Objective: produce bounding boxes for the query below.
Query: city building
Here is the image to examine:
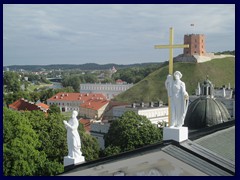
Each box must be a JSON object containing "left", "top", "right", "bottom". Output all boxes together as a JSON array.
[
  {"left": 47, "top": 92, "right": 106, "bottom": 113},
  {"left": 80, "top": 82, "right": 133, "bottom": 99},
  {"left": 111, "top": 102, "right": 168, "bottom": 125},
  {"left": 90, "top": 122, "right": 111, "bottom": 149},
  {"left": 79, "top": 99, "right": 110, "bottom": 119},
  {"left": 9, "top": 98, "right": 49, "bottom": 113}
]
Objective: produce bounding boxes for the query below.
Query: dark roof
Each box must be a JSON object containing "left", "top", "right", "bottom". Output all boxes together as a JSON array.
[
  {"left": 194, "top": 126, "right": 235, "bottom": 162},
  {"left": 59, "top": 122, "right": 235, "bottom": 176},
  {"left": 184, "top": 97, "right": 231, "bottom": 129},
  {"left": 162, "top": 143, "right": 233, "bottom": 176}
]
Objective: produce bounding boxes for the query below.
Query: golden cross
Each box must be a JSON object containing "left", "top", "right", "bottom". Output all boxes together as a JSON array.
[{"left": 154, "top": 27, "right": 189, "bottom": 127}]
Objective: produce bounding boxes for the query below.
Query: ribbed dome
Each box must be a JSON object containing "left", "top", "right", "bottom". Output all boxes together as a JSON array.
[{"left": 184, "top": 97, "right": 231, "bottom": 129}]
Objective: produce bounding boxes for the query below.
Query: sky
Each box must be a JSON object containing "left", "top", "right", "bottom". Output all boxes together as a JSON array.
[{"left": 3, "top": 4, "right": 235, "bottom": 66}]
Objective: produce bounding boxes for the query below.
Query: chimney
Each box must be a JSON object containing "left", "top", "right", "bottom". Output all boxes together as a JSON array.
[
  {"left": 149, "top": 102, "right": 154, "bottom": 107},
  {"left": 132, "top": 103, "right": 136, "bottom": 108}
]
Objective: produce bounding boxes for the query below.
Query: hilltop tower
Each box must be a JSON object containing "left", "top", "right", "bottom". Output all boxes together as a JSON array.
[{"left": 183, "top": 34, "right": 206, "bottom": 56}]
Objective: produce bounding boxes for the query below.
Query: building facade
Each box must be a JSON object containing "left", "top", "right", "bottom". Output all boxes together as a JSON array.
[
  {"left": 80, "top": 83, "right": 133, "bottom": 99},
  {"left": 90, "top": 122, "right": 110, "bottom": 149},
  {"left": 80, "top": 99, "right": 109, "bottom": 119},
  {"left": 183, "top": 34, "right": 206, "bottom": 56},
  {"left": 112, "top": 102, "right": 168, "bottom": 125}
]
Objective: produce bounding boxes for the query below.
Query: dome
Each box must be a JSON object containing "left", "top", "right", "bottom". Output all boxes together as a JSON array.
[{"left": 184, "top": 97, "right": 231, "bottom": 129}]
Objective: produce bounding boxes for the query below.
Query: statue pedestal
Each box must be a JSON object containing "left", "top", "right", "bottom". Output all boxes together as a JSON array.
[
  {"left": 64, "top": 156, "right": 85, "bottom": 167},
  {"left": 163, "top": 127, "right": 188, "bottom": 142}
]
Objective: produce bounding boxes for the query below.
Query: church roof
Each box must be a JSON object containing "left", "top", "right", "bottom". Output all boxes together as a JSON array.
[
  {"left": 184, "top": 97, "right": 231, "bottom": 130},
  {"left": 59, "top": 122, "right": 235, "bottom": 176}
]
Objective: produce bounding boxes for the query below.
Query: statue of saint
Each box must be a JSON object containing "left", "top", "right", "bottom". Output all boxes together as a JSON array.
[
  {"left": 165, "top": 71, "right": 189, "bottom": 127},
  {"left": 63, "top": 111, "right": 82, "bottom": 159}
]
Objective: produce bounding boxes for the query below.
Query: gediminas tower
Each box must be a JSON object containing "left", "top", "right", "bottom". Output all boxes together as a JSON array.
[{"left": 183, "top": 34, "right": 206, "bottom": 56}]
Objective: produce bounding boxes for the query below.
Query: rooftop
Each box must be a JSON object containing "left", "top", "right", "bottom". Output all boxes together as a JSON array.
[
  {"left": 60, "top": 121, "right": 235, "bottom": 176},
  {"left": 80, "top": 99, "right": 109, "bottom": 111},
  {"left": 9, "top": 98, "right": 48, "bottom": 113},
  {"left": 47, "top": 92, "right": 107, "bottom": 102}
]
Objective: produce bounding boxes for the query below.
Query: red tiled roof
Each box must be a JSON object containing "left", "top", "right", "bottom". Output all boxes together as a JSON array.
[
  {"left": 116, "top": 79, "right": 124, "bottom": 83},
  {"left": 47, "top": 92, "right": 107, "bottom": 102},
  {"left": 9, "top": 98, "right": 47, "bottom": 112},
  {"left": 36, "top": 103, "right": 49, "bottom": 110},
  {"left": 80, "top": 99, "right": 109, "bottom": 111},
  {"left": 79, "top": 118, "right": 91, "bottom": 132}
]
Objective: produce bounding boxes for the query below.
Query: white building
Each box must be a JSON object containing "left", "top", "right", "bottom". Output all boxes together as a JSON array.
[
  {"left": 112, "top": 102, "right": 168, "bottom": 125},
  {"left": 80, "top": 83, "right": 133, "bottom": 99}
]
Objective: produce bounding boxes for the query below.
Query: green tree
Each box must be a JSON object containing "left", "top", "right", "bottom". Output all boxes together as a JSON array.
[
  {"left": 62, "top": 75, "right": 81, "bottom": 92},
  {"left": 4, "top": 71, "right": 21, "bottom": 93},
  {"left": 48, "top": 104, "right": 61, "bottom": 114},
  {"left": 80, "top": 132, "right": 100, "bottom": 161},
  {"left": 3, "top": 107, "right": 46, "bottom": 175},
  {"left": 102, "top": 145, "right": 121, "bottom": 157},
  {"left": 24, "top": 111, "right": 67, "bottom": 163},
  {"left": 84, "top": 73, "right": 98, "bottom": 83},
  {"left": 104, "top": 111, "right": 162, "bottom": 153},
  {"left": 78, "top": 123, "right": 100, "bottom": 161}
]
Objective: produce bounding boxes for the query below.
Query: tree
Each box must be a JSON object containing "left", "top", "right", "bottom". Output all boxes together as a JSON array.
[
  {"left": 62, "top": 75, "right": 81, "bottom": 92},
  {"left": 102, "top": 145, "right": 121, "bottom": 157},
  {"left": 3, "top": 107, "right": 48, "bottom": 175},
  {"left": 78, "top": 123, "right": 100, "bottom": 161},
  {"left": 48, "top": 104, "right": 61, "bottom": 114},
  {"left": 80, "top": 132, "right": 100, "bottom": 161},
  {"left": 104, "top": 111, "right": 162, "bottom": 153},
  {"left": 4, "top": 71, "right": 21, "bottom": 93},
  {"left": 24, "top": 111, "right": 68, "bottom": 163}
]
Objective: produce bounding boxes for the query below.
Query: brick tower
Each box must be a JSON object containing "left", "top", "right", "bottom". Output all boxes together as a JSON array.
[{"left": 183, "top": 34, "right": 206, "bottom": 56}]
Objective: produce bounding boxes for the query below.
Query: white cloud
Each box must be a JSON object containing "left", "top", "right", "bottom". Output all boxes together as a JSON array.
[{"left": 3, "top": 4, "right": 235, "bottom": 65}]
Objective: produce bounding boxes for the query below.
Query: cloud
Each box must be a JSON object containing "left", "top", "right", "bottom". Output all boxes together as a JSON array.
[{"left": 3, "top": 4, "right": 235, "bottom": 65}]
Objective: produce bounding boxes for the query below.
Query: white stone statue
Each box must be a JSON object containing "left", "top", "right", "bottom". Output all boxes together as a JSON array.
[
  {"left": 165, "top": 71, "right": 189, "bottom": 127},
  {"left": 63, "top": 111, "right": 82, "bottom": 159}
]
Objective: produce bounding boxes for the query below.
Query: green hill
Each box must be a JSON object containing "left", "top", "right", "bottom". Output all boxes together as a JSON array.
[{"left": 114, "top": 57, "right": 235, "bottom": 104}]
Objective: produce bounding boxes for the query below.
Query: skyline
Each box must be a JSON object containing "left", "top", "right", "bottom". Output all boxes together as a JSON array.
[{"left": 3, "top": 4, "right": 235, "bottom": 66}]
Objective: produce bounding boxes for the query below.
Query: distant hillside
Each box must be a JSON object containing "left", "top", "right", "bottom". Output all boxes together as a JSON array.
[
  {"left": 114, "top": 57, "right": 235, "bottom": 104},
  {"left": 214, "top": 50, "right": 235, "bottom": 56},
  {"left": 4, "top": 62, "right": 162, "bottom": 71}
]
